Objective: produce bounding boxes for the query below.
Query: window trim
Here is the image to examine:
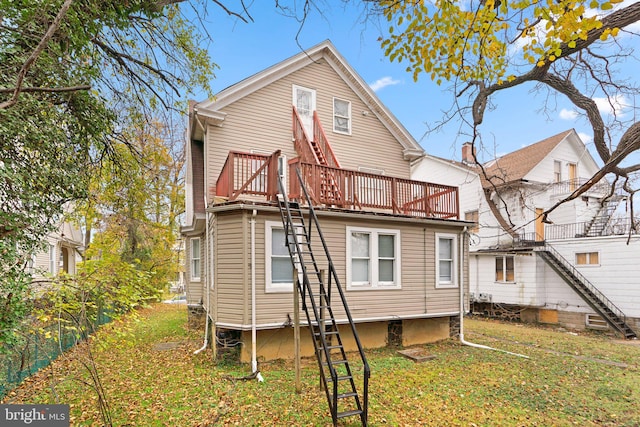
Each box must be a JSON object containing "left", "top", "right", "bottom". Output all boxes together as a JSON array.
[
  {"left": 333, "top": 97, "right": 352, "bottom": 135},
  {"left": 436, "top": 233, "right": 458, "bottom": 288},
  {"left": 265, "top": 221, "right": 295, "bottom": 293},
  {"left": 190, "top": 237, "right": 201, "bottom": 281},
  {"left": 346, "top": 226, "right": 401, "bottom": 290},
  {"left": 575, "top": 251, "right": 600, "bottom": 267},
  {"left": 553, "top": 160, "right": 562, "bottom": 183},
  {"left": 495, "top": 255, "right": 515, "bottom": 283},
  {"left": 49, "top": 244, "right": 56, "bottom": 274}
]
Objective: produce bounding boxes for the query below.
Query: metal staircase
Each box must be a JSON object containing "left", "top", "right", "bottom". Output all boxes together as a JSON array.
[
  {"left": 277, "top": 168, "right": 370, "bottom": 426},
  {"left": 535, "top": 245, "right": 637, "bottom": 339},
  {"left": 584, "top": 196, "right": 624, "bottom": 236}
]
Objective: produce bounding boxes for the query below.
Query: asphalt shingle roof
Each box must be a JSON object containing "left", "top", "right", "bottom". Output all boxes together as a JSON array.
[{"left": 482, "top": 129, "right": 574, "bottom": 187}]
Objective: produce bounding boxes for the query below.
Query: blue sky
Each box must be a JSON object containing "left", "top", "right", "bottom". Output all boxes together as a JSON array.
[{"left": 189, "top": 1, "right": 638, "bottom": 165}]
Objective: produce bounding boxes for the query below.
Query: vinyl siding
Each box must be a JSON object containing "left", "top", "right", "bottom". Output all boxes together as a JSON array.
[
  {"left": 213, "top": 213, "right": 248, "bottom": 324},
  {"left": 205, "top": 58, "right": 411, "bottom": 197},
  {"left": 212, "top": 206, "right": 465, "bottom": 328},
  {"left": 552, "top": 237, "right": 640, "bottom": 318}
]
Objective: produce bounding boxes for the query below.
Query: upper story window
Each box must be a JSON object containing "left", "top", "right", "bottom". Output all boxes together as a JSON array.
[
  {"left": 576, "top": 252, "right": 599, "bottom": 266},
  {"left": 554, "top": 160, "right": 562, "bottom": 183},
  {"left": 347, "top": 227, "right": 401, "bottom": 290},
  {"left": 465, "top": 210, "right": 479, "bottom": 234},
  {"left": 190, "top": 237, "right": 201, "bottom": 281},
  {"left": 495, "top": 255, "right": 515, "bottom": 283},
  {"left": 333, "top": 98, "right": 351, "bottom": 134},
  {"left": 436, "top": 233, "right": 458, "bottom": 288}
]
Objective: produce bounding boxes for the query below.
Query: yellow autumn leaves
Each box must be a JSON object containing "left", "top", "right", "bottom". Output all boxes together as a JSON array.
[{"left": 379, "top": 0, "right": 623, "bottom": 84}]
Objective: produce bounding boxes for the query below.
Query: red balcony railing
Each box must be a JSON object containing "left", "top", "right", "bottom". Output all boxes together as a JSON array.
[
  {"left": 215, "top": 150, "right": 281, "bottom": 201},
  {"left": 289, "top": 159, "right": 459, "bottom": 219},
  {"left": 214, "top": 151, "right": 459, "bottom": 219}
]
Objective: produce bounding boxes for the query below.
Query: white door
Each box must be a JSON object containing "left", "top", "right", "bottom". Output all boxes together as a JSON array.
[{"left": 293, "top": 85, "right": 316, "bottom": 138}]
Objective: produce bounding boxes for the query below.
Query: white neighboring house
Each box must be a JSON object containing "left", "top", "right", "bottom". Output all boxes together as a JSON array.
[
  {"left": 412, "top": 129, "right": 639, "bottom": 338},
  {"left": 29, "top": 220, "right": 83, "bottom": 282}
]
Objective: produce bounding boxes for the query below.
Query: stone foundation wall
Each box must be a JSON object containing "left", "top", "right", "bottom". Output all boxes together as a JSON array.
[{"left": 187, "top": 304, "right": 206, "bottom": 329}]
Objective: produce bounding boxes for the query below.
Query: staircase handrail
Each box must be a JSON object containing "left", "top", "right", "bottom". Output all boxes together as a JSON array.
[
  {"left": 536, "top": 243, "right": 628, "bottom": 326},
  {"left": 289, "top": 165, "right": 370, "bottom": 423},
  {"left": 312, "top": 111, "right": 341, "bottom": 169},
  {"left": 292, "top": 106, "right": 321, "bottom": 165}
]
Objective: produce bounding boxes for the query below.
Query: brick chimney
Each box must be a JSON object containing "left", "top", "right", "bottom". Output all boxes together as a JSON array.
[{"left": 461, "top": 142, "right": 476, "bottom": 164}]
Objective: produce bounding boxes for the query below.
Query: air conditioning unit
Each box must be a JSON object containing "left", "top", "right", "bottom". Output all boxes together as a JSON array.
[{"left": 478, "top": 293, "right": 492, "bottom": 302}]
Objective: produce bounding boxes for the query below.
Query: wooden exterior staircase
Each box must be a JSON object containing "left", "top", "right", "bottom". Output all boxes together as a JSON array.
[
  {"left": 277, "top": 167, "right": 370, "bottom": 426},
  {"left": 535, "top": 244, "right": 637, "bottom": 339},
  {"left": 292, "top": 106, "right": 343, "bottom": 204}
]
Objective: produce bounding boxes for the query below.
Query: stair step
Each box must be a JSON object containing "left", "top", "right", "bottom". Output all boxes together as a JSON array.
[
  {"left": 323, "top": 359, "right": 348, "bottom": 366},
  {"left": 322, "top": 344, "right": 343, "bottom": 351},
  {"left": 331, "top": 392, "right": 358, "bottom": 400},
  {"left": 337, "top": 409, "right": 363, "bottom": 419},
  {"left": 326, "top": 375, "right": 352, "bottom": 383}
]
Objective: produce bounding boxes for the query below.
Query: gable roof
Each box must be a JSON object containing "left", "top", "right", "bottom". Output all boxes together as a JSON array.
[
  {"left": 482, "top": 129, "right": 575, "bottom": 186},
  {"left": 192, "top": 40, "right": 425, "bottom": 160}
]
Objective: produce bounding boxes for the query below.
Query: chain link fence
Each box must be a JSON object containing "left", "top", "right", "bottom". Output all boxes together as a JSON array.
[{"left": 0, "top": 308, "right": 112, "bottom": 399}]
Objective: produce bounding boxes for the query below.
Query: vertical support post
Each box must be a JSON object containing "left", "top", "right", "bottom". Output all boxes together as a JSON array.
[
  {"left": 211, "top": 317, "right": 217, "bottom": 360},
  {"left": 319, "top": 269, "right": 326, "bottom": 392},
  {"left": 293, "top": 268, "right": 301, "bottom": 394}
]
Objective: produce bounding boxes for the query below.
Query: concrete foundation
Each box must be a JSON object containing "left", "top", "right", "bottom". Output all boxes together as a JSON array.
[{"left": 232, "top": 317, "right": 454, "bottom": 363}]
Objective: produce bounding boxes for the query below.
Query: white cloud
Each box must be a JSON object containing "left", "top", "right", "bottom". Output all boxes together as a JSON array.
[
  {"left": 369, "top": 76, "right": 401, "bottom": 92},
  {"left": 577, "top": 132, "right": 593, "bottom": 144},
  {"left": 593, "top": 94, "right": 629, "bottom": 116},
  {"left": 559, "top": 108, "right": 578, "bottom": 120}
]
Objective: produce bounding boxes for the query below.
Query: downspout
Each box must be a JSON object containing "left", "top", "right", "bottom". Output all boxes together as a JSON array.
[
  {"left": 250, "top": 209, "right": 264, "bottom": 382},
  {"left": 194, "top": 197, "right": 211, "bottom": 355},
  {"left": 194, "top": 113, "right": 210, "bottom": 355},
  {"left": 458, "top": 227, "right": 529, "bottom": 359}
]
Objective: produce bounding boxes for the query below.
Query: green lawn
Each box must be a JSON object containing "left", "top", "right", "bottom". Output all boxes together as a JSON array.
[{"left": 3, "top": 304, "right": 639, "bottom": 426}]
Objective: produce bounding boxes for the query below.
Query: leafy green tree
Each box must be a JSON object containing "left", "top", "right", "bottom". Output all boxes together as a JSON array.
[
  {"left": 0, "top": 0, "right": 243, "bottom": 342},
  {"left": 78, "top": 117, "right": 184, "bottom": 292},
  {"left": 377, "top": 0, "right": 640, "bottom": 225}
]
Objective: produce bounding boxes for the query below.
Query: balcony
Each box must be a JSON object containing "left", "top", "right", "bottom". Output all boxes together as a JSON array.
[
  {"left": 515, "top": 218, "right": 640, "bottom": 245},
  {"left": 214, "top": 151, "right": 459, "bottom": 220},
  {"left": 549, "top": 178, "right": 611, "bottom": 197}
]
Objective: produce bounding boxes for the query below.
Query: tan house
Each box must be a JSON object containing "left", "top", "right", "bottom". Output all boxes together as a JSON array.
[{"left": 182, "top": 40, "right": 470, "bottom": 373}]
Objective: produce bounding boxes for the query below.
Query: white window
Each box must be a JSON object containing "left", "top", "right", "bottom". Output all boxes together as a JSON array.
[
  {"left": 190, "top": 237, "right": 201, "bottom": 281},
  {"left": 576, "top": 252, "right": 599, "bottom": 266},
  {"left": 495, "top": 256, "right": 515, "bottom": 282},
  {"left": 347, "top": 227, "right": 401, "bottom": 290},
  {"left": 553, "top": 160, "right": 562, "bottom": 183},
  {"left": 49, "top": 244, "right": 56, "bottom": 274},
  {"left": 265, "top": 221, "right": 295, "bottom": 293},
  {"left": 27, "top": 254, "right": 36, "bottom": 274},
  {"left": 333, "top": 98, "right": 351, "bottom": 134},
  {"left": 436, "top": 233, "right": 458, "bottom": 288}
]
